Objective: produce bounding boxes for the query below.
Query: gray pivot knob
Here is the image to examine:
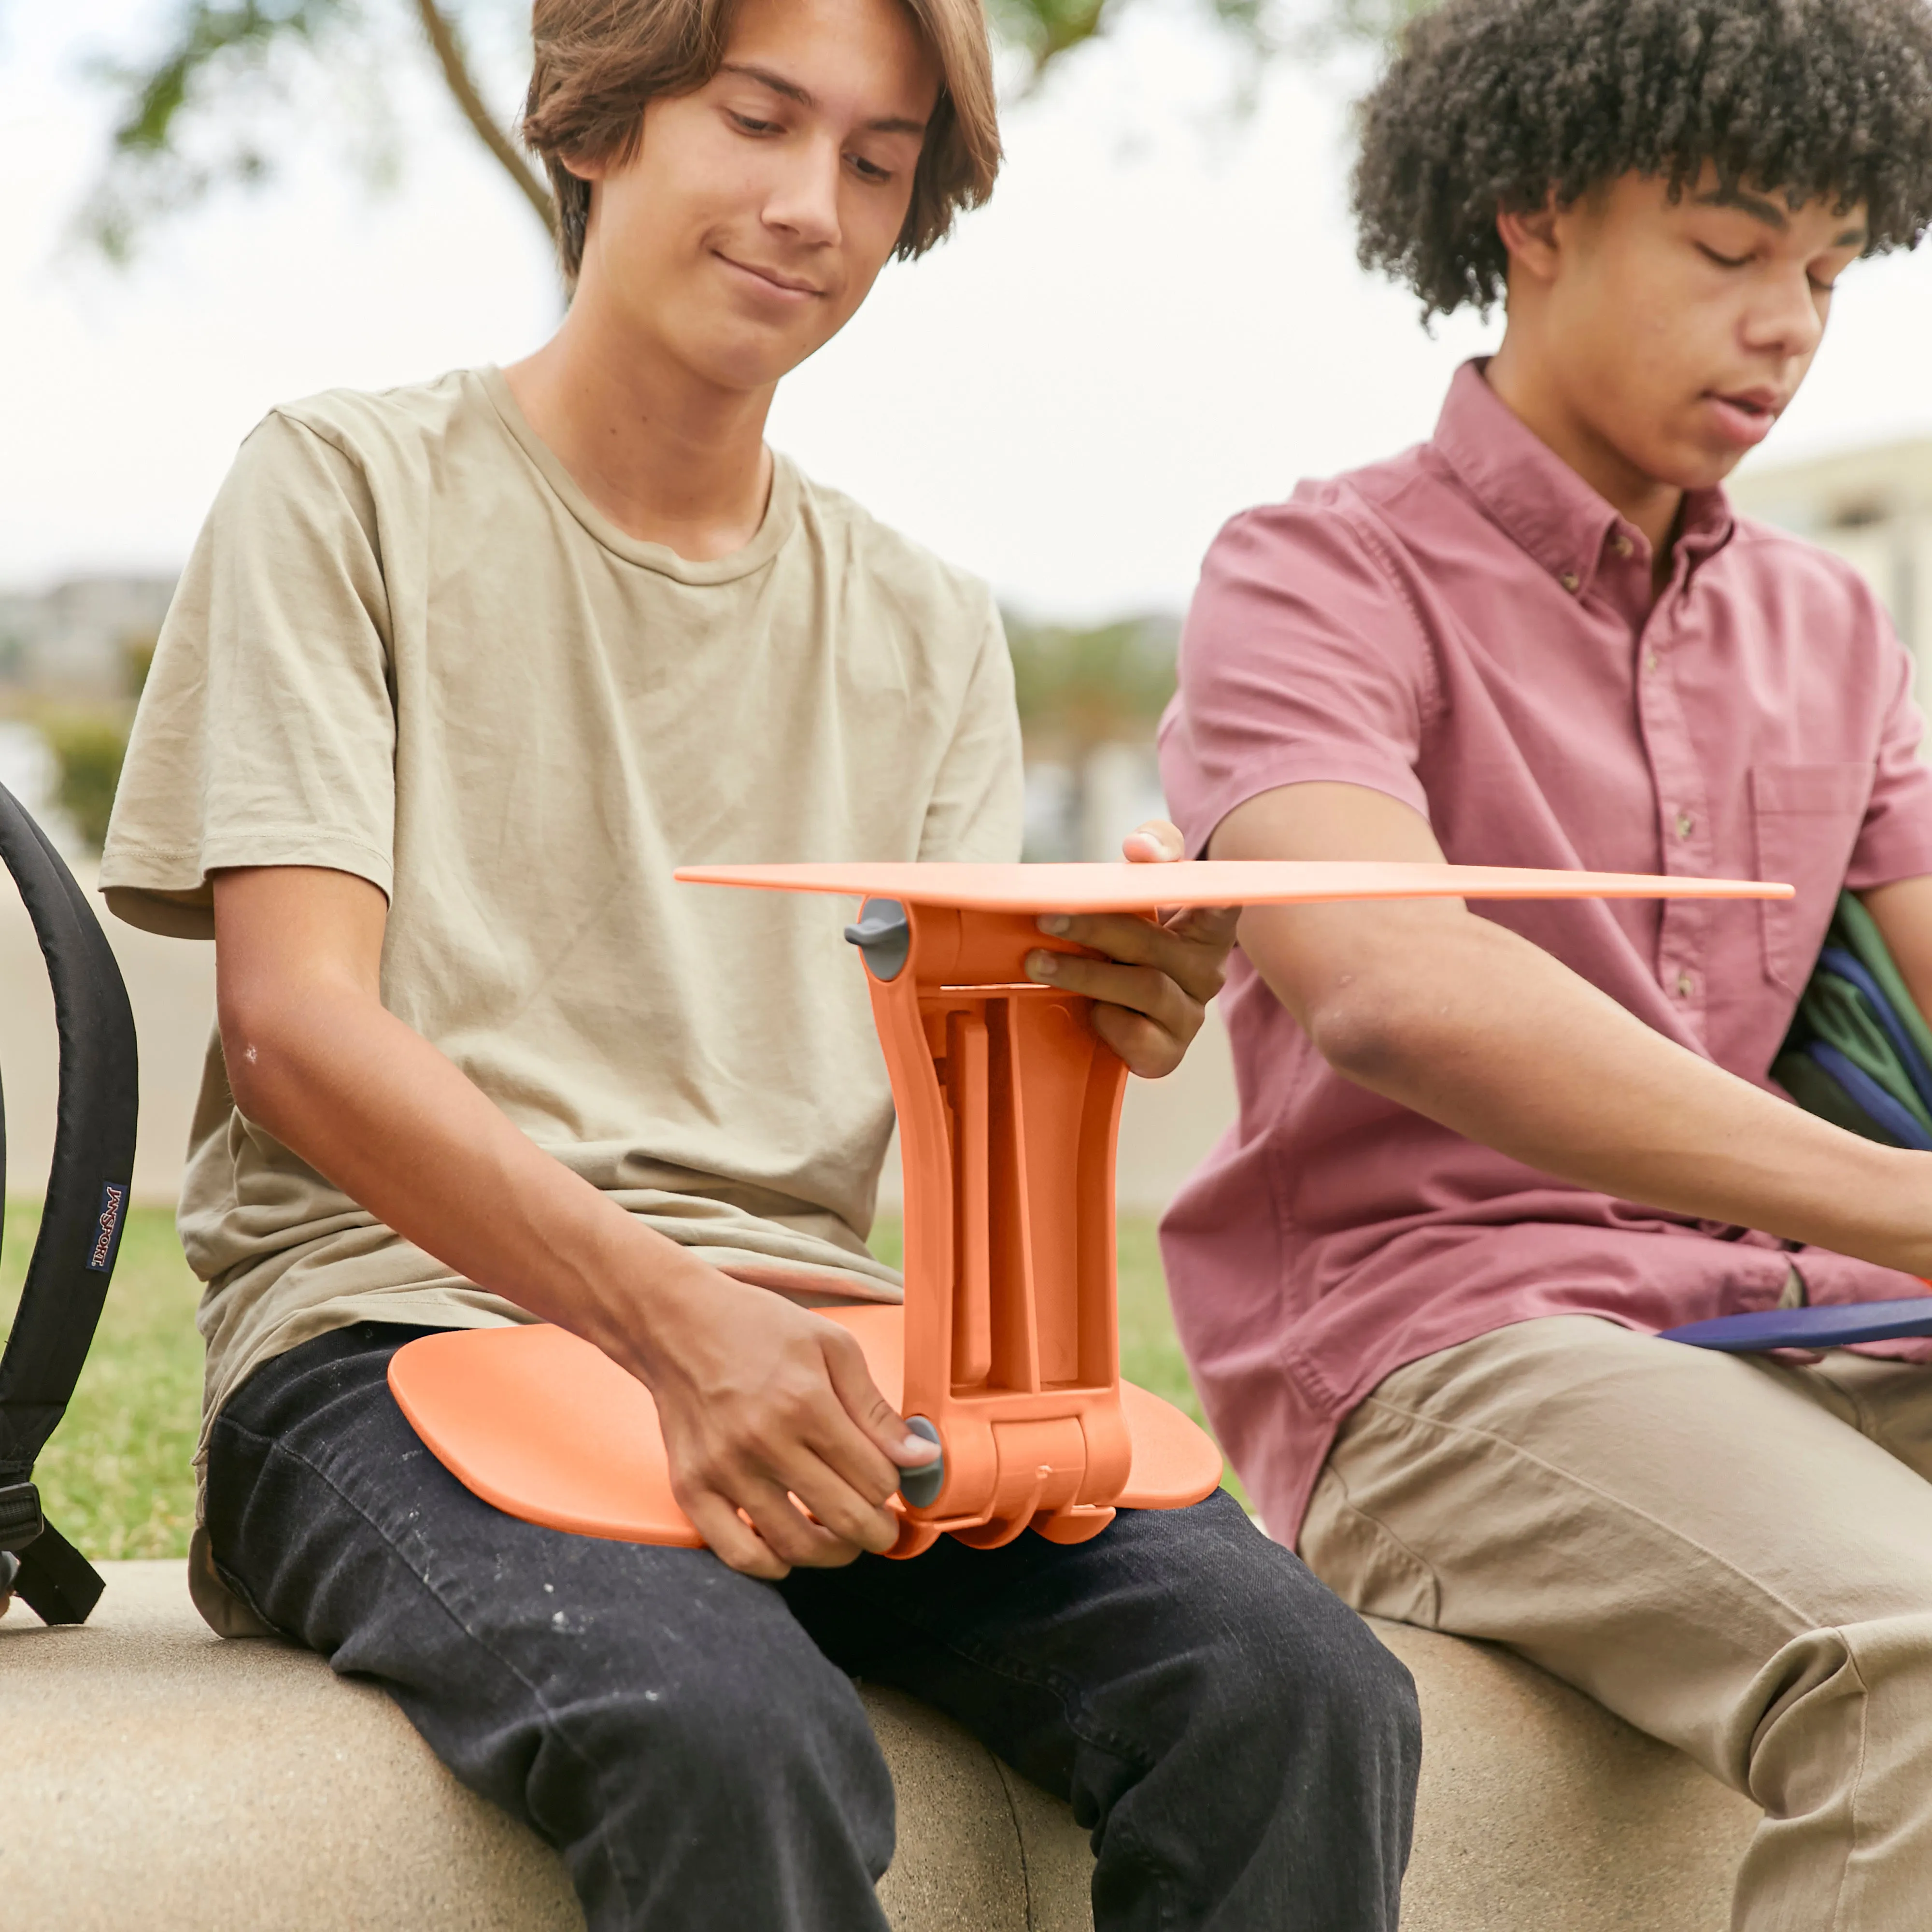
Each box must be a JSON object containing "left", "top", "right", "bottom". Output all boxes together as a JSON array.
[
  {"left": 843, "top": 898, "right": 911, "bottom": 982},
  {"left": 898, "top": 1416, "right": 945, "bottom": 1510}
]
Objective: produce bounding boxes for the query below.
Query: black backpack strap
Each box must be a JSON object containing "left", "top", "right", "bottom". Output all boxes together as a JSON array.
[{"left": 0, "top": 781, "right": 139, "bottom": 1624}]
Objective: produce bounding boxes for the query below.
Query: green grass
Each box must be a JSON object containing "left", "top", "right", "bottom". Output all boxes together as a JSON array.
[
  {"left": 1, "top": 1203, "right": 204, "bottom": 1560},
  {"left": 0, "top": 1203, "right": 1234, "bottom": 1563}
]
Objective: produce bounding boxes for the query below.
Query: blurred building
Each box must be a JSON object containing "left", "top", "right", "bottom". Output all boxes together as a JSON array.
[
  {"left": 1731, "top": 439, "right": 1932, "bottom": 691},
  {"left": 0, "top": 574, "right": 176, "bottom": 697}
]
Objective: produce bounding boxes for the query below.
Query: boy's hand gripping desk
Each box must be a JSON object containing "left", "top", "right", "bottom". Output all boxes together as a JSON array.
[{"left": 389, "top": 860, "right": 1790, "bottom": 1557}]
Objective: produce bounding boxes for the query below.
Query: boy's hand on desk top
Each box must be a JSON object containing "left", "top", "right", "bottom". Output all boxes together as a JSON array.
[
  {"left": 631, "top": 1264, "right": 939, "bottom": 1581},
  {"left": 1023, "top": 819, "right": 1239, "bottom": 1080}
]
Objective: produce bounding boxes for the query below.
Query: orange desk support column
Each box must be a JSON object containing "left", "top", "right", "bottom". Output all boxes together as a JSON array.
[{"left": 389, "top": 860, "right": 1791, "bottom": 1559}]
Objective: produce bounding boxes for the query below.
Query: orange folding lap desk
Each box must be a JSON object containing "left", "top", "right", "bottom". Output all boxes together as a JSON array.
[{"left": 390, "top": 859, "right": 1790, "bottom": 1558}]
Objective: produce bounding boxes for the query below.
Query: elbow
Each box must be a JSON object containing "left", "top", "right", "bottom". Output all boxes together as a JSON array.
[
  {"left": 1303, "top": 979, "right": 1431, "bottom": 1089},
  {"left": 217, "top": 984, "right": 311, "bottom": 1130}
]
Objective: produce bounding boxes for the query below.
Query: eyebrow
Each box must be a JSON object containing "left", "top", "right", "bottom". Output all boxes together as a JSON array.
[
  {"left": 717, "top": 63, "right": 929, "bottom": 137},
  {"left": 1693, "top": 185, "right": 1867, "bottom": 248}
]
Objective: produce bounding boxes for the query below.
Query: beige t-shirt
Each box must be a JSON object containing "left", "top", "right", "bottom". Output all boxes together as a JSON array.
[{"left": 102, "top": 365, "right": 1023, "bottom": 1441}]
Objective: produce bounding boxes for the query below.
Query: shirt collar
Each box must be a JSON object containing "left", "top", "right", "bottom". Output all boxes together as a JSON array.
[{"left": 1429, "top": 360, "right": 1734, "bottom": 603}]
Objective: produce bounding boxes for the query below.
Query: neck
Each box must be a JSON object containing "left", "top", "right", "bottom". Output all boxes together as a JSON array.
[
  {"left": 1484, "top": 336, "right": 1684, "bottom": 588},
  {"left": 504, "top": 291, "right": 775, "bottom": 562}
]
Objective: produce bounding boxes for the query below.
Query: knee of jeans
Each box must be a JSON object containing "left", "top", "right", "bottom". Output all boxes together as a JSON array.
[{"left": 1230, "top": 1583, "right": 1423, "bottom": 1773}]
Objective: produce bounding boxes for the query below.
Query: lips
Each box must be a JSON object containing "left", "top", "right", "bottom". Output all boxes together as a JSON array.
[
  {"left": 1705, "top": 387, "right": 1785, "bottom": 449},
  {"left": 715, "top": 251, "right": 822, "bottom": 299}
]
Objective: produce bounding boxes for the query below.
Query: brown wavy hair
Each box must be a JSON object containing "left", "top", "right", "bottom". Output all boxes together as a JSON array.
[{"left": 524, "top": 0, "right": 1002, "bottom": 286}]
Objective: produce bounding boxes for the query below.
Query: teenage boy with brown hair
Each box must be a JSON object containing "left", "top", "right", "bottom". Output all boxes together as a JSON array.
[
  {"left": 1158, "top": 0, "right": 1932, "bottom": 1923},
  {"left": 84, "top": 0, "right": 1421, "bottom": 1925}
]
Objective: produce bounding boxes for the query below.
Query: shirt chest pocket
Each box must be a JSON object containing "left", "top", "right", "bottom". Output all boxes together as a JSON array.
[{"left": 1750, "top": 763, "right": 1875, "bottom": 993}]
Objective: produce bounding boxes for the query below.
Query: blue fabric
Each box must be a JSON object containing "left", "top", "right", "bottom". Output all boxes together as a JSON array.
[
  {"left": 1663, "top": 1297, "right": 1932, "bottom": 1351},
  {"left": 1807, "top": 1042, "right": 1932, "bottom": 1151},
  {"left": 1818, "top": 947, "right": 1932, "bottom": 1114}
]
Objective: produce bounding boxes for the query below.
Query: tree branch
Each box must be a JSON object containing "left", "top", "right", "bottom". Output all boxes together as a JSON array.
[{"left": 410, "top": 0, "right": 556, "bottom": 243}]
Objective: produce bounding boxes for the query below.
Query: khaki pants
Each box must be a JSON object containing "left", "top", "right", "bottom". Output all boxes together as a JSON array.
[{"left": 1299, "top": 1311, "right": 1932, "bottom": 1931}]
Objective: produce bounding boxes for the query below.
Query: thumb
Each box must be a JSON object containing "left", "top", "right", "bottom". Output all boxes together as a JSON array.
[
  {"left": 1122, "top": 819, "right": 1184, "bottom": 865},
  {"left": 822, "top": 1331, "right": 940, "bottom": 1465}
]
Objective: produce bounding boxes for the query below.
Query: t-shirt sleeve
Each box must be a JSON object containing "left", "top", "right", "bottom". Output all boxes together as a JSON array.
[
  {"left": 100, "top": 410, "right": 398, "bottom": 939},
  {"left": 1158, "top": 498, "right": 1435, "bottom": 858},
  {"left": 1846, "top": 602, "right": 1932, "bottom": 892},
  {"left": 918, "top": 596, "right": 1025, "bottom": 863}
]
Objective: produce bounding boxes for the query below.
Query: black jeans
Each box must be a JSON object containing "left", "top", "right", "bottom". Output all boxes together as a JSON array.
[{"left": 206, "top": 1323, "right": 1419, "bottom": 1932}]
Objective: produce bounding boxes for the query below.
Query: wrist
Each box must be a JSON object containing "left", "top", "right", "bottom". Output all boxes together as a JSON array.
[{"left": 563, "top": 1212, "right": 720, "bottom": 1385}]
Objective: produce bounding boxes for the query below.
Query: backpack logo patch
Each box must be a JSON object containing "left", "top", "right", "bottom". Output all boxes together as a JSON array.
[{"left": 87, "top": 1182, "right": 128, "bottom": 1273}]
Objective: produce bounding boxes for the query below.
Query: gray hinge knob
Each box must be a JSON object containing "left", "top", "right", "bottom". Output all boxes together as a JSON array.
[
  {"left": 898, "top": 1416, "right": 945, "bottom": 1510},
  {"left": 843, "top": 897, "right": 911, "bottom": 982}
]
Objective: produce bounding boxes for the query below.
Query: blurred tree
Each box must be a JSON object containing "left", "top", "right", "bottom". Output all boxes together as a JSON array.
[
  {"left": 1006, "top": 612, "right": 1178, "bottom": 859},
  {"left": 79, "top": 0, "right": 1440, "bottom": 262},
  {"left": 1006, "top": 611, "right": 1177, "bottom": 760},
  {"left": 38, "top": 712, "right": 129, "bottom": 851}
]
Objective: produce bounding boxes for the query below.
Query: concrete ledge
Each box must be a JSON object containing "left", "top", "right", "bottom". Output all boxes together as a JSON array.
[{"left": 0, "top": 1562, "right": 1757, "bottom": 1930}]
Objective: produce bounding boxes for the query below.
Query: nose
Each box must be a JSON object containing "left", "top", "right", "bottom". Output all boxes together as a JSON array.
[
  {"left": 1744, "top": 263, "right": 1827, "bottom": 363},
  {"left": 763, "top": 134, "right": 843, "bottom": 251}
]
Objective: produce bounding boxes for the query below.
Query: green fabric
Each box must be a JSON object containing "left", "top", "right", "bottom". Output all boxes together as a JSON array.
[
  {"left": 1833, "top": 891, "right": 1932, "bottom": 1070},
  {"left": 1772, "top": 1045, "right": 1902, "bottom": 1147},
  {"left": 1779, "top": 891, "right": 1932, "bottom": 1143}
]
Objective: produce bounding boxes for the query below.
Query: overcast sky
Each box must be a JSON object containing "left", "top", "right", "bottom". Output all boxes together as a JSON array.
[{"left": 5, "top": 0, "right": 1931, "bottom": 622}]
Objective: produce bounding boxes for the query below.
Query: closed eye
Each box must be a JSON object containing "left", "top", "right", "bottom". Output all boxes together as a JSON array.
[
  {"left": 728, "top": 112, "right": 784, "bottom": 136},
  {"left": 849, "top": 154, "right": 893, "bottom": 183},
  {"left": 1697, "top": 243, "right": 1753, "bottom": 270}
]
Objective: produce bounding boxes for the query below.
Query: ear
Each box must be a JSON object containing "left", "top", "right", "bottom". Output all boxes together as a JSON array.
[{"left": 1495, "top": 194, "right": 1563, "bottom": 288}]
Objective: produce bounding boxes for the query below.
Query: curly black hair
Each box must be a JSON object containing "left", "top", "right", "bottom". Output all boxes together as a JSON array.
[{"left": 1352, "top": 0, "right": 1932, "bottom": 318}]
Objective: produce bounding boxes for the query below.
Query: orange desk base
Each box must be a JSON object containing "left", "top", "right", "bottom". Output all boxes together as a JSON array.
[
  {"left": 388, "top": 1310, "right": 1224, "bottom": 1555},
  {"left": 391, "top": 860, "right": 1790, "bottom": 1560}
]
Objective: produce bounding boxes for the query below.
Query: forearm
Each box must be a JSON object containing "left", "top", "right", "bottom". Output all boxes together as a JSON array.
[
  {"left": 224, "top": 980, "right": 709, "bottom": 1380},
  {"left": 1244, "top": 899, "right": 1932, "bottom": 1276}
]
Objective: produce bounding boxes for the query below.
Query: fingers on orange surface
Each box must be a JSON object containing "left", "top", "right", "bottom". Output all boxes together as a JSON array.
[
  {"left": 819, "top": 1323, "right": 929, "bottom": 1480},
  {"left": 1088, "top": 1000, "right": 1188, "bottom": 1079},
  {"left": 735, "top": 1477, "right": 868, "bottom": 1569},
  {"left": 1040, "top": 909, "right": 1227, "bottom": 1008},
  {"left": 1031, "top": 952, "right": 1199, "bottom": 1047},
  {"left": 682, "top": 1490, "right": 791, "bottom": 1580}
]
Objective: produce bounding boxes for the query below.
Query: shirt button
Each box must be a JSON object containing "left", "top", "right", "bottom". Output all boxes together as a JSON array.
[
  {"left": 1560, "top": 571, "right": 1581, "bottom": 594},
  {"left": 1676, "top": 969, "right": 1696, "bottom": 998},
  {"left": 1676, "top": 811, "right": 1694, "bottom": 838},
  {"left": 1644, "top": 650, "right": 1660, "bottom": 673},
  {"left": 1612, "top": 533, "right": 1634, "bottom": 559}
]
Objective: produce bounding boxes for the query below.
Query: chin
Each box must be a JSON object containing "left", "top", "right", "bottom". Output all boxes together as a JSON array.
[{"left": 678, "top": 329, "right": 807, "bottom": 395}]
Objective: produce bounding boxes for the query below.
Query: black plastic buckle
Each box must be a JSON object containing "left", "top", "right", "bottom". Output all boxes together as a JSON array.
[{"left": 0, "top": 1480, "right": 44, "bottom": 1552}]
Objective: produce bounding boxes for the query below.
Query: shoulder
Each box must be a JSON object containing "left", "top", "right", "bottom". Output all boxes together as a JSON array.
[
  {"left": 1199, "top": 451, "right": 1429, "bottom": 596},
  {"left": 789, "top": 465, "right": 996, "bottom": 635},
  {"left": 258, "top": 367, "right": 488, "bottom": 477},
  {"left": 1725, "top": 513, "right": 1892, "bottom": 617}
]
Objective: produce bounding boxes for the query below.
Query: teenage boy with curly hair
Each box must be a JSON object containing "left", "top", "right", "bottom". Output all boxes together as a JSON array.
[
  {"left": 78, "top": 0, "right": 1421, "bottom": 1925},
  {"left": 1158, "top": 0, "right": 1932, "bottom": 1920}
]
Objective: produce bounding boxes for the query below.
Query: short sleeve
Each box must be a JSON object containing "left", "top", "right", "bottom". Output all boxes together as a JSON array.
[
  {"left": 100, "top": 411, "right": 398, "bottom": 938},
  {"left": 1158, "top": 498, "right": 1435, "bottom": 858},
  {"left": 918, "top": 597, "right": 1025, "bottom": 863},
  {"left": 1845, "top": 606, "right": 1932, "bottom": 893}
]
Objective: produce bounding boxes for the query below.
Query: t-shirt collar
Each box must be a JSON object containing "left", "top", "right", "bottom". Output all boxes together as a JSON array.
[
  {"left": 1429, "top": 359, "right": 1734, "bottom": 602},
  {"left": 478, "top": 364, "right": 800, "bottom": 584}
]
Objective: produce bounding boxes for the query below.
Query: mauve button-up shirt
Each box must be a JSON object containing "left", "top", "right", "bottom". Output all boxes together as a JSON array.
[{"left": 1157, "top": 361, "right": 1932, "bottom": 1546}]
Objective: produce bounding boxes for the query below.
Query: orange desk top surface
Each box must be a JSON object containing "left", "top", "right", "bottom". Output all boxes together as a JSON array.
[{"left": 674, "top": 858, "right": 1792, "bottom": 912}]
